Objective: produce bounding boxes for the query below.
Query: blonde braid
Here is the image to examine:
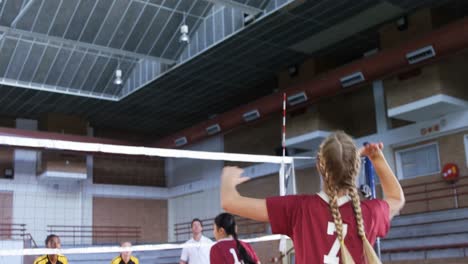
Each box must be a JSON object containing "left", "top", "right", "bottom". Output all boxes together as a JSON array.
[
  {"left": 324, "top": 173, "right": 355, "bottom": 264},
  {"left": 328, "top": 185, "right": 344, "bottom": 242},
  {"left": 349, "top": 187, "right": 382, "bottom": 264},
  {"left": 348, "top": 187, "right": 366, "bottom": 238},
  {"left": 320, "top": 131, "right": 382, "bottom": 264}
]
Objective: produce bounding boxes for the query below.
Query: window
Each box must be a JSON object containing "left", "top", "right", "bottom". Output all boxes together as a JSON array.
[
  {"left": 465, "top": 135, "right": 468, "bottom": 167},
  {"left": 395, "top": 142, "right": 441, "bottom": 179}
]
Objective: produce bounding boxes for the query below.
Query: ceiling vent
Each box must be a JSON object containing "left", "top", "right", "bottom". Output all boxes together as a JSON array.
[
  {"left": 244, "top": 13, "right": 255, "bottom": 26},
  {"left": 242, "top": 110, "right": 260, "bottom": 122},
  {"left": 287, "top": 92, "right": 308, "bottom": 106},
  {"left": 174, "top": 137, "right": 188, "bottom": 147},
  {"left": 406, "top": 45, "right": 436, "bottom": 64},
  {"left": 205, "top": 124, "right": 221, "bottom": 135},
  {"left": 340, "top": 72, "right": 365, "bottom": 88}
]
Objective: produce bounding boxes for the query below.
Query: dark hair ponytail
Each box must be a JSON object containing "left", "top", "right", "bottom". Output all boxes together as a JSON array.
[{"left": 214, "top": 213, "right": 256, "bottom": 264}]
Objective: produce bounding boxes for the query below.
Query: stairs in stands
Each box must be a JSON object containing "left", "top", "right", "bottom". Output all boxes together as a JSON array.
[{"left": 381, "top": 208, "right": 468, "bottom": 263}]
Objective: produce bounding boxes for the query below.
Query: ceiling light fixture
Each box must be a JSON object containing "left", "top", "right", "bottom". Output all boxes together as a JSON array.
[
  {"left": 114, "top": 60, "right": 122, "bottom": 85},
  {"left": 180, "top": 13, "right": 189, "bottom": 43},
  {"left": 114, "top": 69, "right": 122, "bottom": 85}
]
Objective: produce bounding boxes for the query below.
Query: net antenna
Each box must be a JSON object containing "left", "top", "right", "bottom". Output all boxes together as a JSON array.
[{"left": 278, "top": 93, "right": 297, "bottom": 255}]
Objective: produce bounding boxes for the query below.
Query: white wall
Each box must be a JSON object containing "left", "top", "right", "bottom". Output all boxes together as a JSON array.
[
  {"left": 168, "top": 187, "right": 222, "bottom": 242},
  {"left": 4, "top": 119, "right": 94, "bottom": 246},
  {"left": 165, "top": 135, "right": 224, "bottom": 187},
  {"left": 167, "top": 136, "right": 225, "bottom": 241}
]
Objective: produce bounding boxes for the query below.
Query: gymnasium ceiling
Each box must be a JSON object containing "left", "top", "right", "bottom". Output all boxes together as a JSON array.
[{"left": 0, "top": 0, "right": 459, "bottom": 137}]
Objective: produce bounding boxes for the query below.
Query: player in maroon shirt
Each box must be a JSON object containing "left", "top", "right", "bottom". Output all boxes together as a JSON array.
[
  {"left": 220, "top": 131, "right": 405, "bottom": 264},
  {"left": 210, "top": 212, "right": 260, "bottom": 264}
]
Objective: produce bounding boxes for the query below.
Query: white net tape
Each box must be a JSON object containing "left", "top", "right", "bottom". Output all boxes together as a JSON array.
[
  {"left": 0, "top": 133, "right": 304, "bottom": 258},
  {"left": 0, "top": 235, "right": 284, "bottom": 256},
  {"left": 0, "top": 135, "right": 308, "bottom": 164}
]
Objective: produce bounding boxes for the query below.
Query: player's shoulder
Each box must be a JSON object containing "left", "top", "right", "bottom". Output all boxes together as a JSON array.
[
  {"left": 240, "top": 240, "right": 253, "bottom": 249},
  {"left": 57, "top": 254, "right": 69, "bottom": 264},
  {"left": 33, "top": 255, "right": 49, "bottom": 264},
  {"left": 213, "top": 239, "right": 233, "bottom": 249},
  {"left": 298, "top": 193, "right": 324, "bottom": 208},
  {"left": 130, "top": 255, "right": 139, "bottom": 264},
  {"left": 361, "top": 199, "right": 389, "bottom": 211},
  {"left": 111, "top": 255, "right": 122, "bottom": 264},
  {"left": 272, "top": 194, "right": 320, "bottom": 205}
]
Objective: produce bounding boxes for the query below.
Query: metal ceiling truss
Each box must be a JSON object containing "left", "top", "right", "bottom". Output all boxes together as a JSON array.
[
  {"left": 0, "top": 26, "right": 175, "bottom": 65},
  {"left": 203, "top": 0, "right": 264, "bottom": 15}
]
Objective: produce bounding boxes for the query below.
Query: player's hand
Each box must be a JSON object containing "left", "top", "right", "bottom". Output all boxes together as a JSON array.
[
  {"left": 359, "top": 142, "right": 384, "bottom": 160},
  {"left": 220, "top": 166, "right": 268, "bottom": 222},
  {"left": 221, "top": 166, "right": 250, "bottom": 188}
]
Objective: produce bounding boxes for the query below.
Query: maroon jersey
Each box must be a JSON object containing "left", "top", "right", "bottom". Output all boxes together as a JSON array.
[
  {"left": 210, "top": 238, "right": 260, "bottom": 264},
  {"left": 266, "top": 192, "right": 390, "bottom": 264}
]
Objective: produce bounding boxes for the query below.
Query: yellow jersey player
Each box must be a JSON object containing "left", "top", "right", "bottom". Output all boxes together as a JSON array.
[
  {"left": 33, "top": 234, "right": 68, "bottom": 264},
  {"left": 111, "top": 241, "right": 139, "bottom": 264}
]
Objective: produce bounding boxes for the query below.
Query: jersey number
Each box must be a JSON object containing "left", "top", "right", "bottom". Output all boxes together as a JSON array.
[
  {"left": 324, "top": 222, "right": 348, "bottom": 264},
  {"left": 229, "top": 248, "right": 241, "bottom": 264}
]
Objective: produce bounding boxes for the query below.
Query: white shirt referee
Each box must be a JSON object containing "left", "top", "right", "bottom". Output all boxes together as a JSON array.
[{"left": 180, "top": 219, "right": 213, "bottom": 264}]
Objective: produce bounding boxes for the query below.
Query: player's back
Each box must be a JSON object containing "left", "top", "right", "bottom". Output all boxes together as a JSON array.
[
  {"left": 210, "top": 238, "right": 259, "bottom": 264},
  {"left": 267, "top": 193, "right": 390, "bottom": 263}
]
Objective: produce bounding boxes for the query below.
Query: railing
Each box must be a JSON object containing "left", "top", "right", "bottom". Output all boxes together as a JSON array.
[
  {"left": 47, "top": 225, "right": 141, "bottom": 246},
  {"left": 0, "top": 222, "right": 36, "bottom": 264},
  {"left": 382, "top": 241, "right": 468, "bottom": 261},
  {"left": 174, "top": 216, "right": 268, "bottom": 241},
  {"left": 381, "top": 197, "right": 468, "bottom": 261},
  {"left": 400, "top": 175, "right": 468, "bottom": 215},
  {"left": 22, "top": 233, "right": 39, "bottom": 264},
  {"left": 23, "top": 233, "right": 38, "bottom": 248},
  {"left": 382, "top": 242, "right": 468, "bottom": 254},
  {"left": 0, "top": 223, "right": 26, "bottom": 239}
]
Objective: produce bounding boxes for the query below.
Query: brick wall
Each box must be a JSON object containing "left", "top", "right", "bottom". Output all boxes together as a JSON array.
[
  {"left": 92, "top": 197, "right": 168, "bottom": 243},
  {"left": 0, "top": 191, "right": 13, "bottom": 239},
  {"left": 93, "top": 156, "right": 165, "bottom": 187}
]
